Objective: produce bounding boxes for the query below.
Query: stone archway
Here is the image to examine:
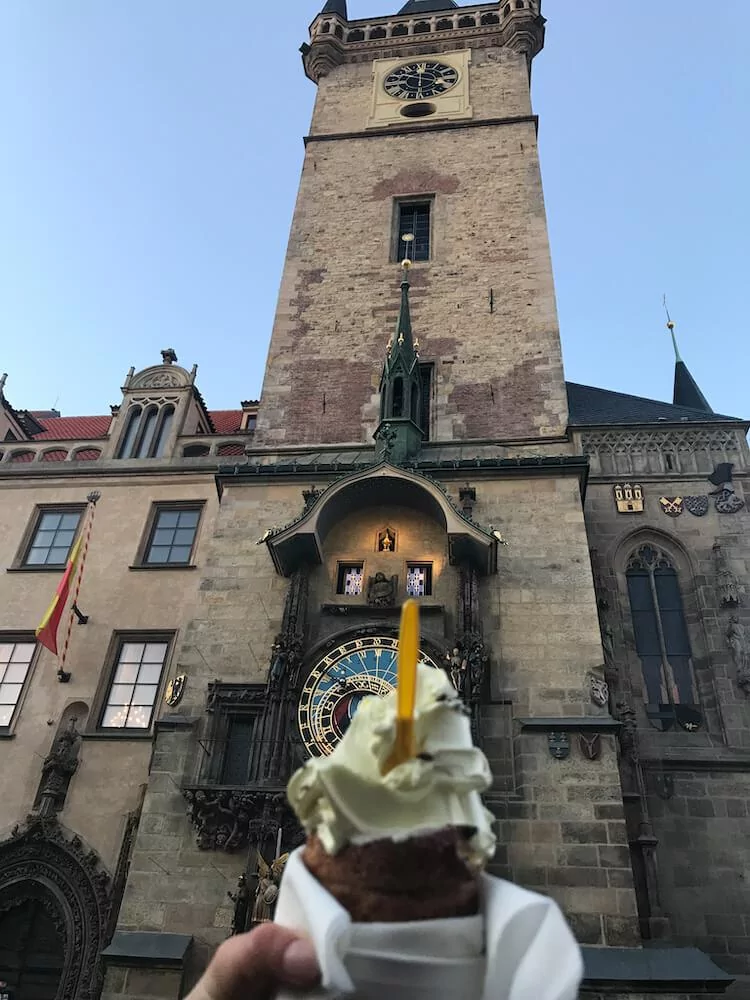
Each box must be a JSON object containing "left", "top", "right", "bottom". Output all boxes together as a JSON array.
[{"left": 0, "top": 818, "right": 112, "bottom": 1000}]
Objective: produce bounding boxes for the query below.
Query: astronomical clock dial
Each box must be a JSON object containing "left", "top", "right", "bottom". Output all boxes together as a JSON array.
[
  {"left": 383, "top": 61, "right": 460, "bottom": 101},
  {"left": 298, "top": 635, "right": 442, "bottom": 757}
]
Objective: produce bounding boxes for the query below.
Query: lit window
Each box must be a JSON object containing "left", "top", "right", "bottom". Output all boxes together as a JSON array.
[
  {"left": 337, "top": 564, "right": 364, "bottom": 596},
  {"left": 101, "top": 640, "right": 169, "bottom": 730},
  {"left": 397, "top": 201, "right": 431, "bottom": 262},
  {"left": 24, "top": 509, "right": 82, "bottom": 567},
  {"left": 0, "top": 641, "right": 35, "bottom": 727},
  {"left": 145, "top": 507, "right": 201, "bottom": 565},
  {"left": 406, "top": 564, "right": 432, "bottom": 597}
]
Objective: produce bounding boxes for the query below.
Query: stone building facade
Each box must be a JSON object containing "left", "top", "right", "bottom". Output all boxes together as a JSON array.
[{"left": 0, "top": 1, "right": 747, "bottom": 998}]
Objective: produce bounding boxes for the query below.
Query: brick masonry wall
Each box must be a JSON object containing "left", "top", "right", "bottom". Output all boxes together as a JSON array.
[{"left": 256, "top": 44, "right": 568, "bottom": 447}]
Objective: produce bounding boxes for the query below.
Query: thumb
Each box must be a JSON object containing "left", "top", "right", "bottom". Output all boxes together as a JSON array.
[{"left": 187, "top": 924, "right": 320, "bottom": 1000}]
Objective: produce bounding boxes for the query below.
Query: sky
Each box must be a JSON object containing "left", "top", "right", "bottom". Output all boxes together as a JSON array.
[{"left": 1, "top": 1, "right": 748, "bottom": 420}]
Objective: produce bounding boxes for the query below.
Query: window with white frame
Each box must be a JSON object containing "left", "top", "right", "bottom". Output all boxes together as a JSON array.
[
  {"left": 0, "top": 640, "right": 36, "bottom": 727},
  {"left": 100, "top": 638, "right": 170, "bottom": 730}
]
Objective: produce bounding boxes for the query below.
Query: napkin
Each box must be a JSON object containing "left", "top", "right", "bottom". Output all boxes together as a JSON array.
[{"left": 275, "top": 848, "right": 583, "bottom": 1000}]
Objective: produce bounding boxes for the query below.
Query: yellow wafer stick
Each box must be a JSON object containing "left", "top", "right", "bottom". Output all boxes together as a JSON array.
[{"left": 382, "top": 599, "right": 420, "bottom": 774}]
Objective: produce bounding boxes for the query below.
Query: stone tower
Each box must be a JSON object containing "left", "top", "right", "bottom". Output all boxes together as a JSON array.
[{"left": 256, "top": 0, "right": 568, "bottom": 447}]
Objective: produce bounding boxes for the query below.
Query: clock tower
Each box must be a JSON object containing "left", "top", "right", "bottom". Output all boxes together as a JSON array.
[{"left": 255, "top": 0, "right": 568, "bottom": 448}]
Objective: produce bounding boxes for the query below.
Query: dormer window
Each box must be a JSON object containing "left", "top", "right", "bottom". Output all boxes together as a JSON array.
[{"left": 117, "top": 404, "right": 176, "bottom": 459}]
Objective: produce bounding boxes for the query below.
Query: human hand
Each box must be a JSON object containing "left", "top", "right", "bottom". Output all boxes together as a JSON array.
[{"left": 186, "top": 924, "right": 320, "bottom": 1000}]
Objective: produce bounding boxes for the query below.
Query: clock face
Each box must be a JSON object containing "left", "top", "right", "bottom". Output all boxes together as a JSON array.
[
  {"left": 298, "top": 635, "right": 442, "bottom": 757},
  {"left": 384, "top": 61, "right": 460, "bottom": 101}
]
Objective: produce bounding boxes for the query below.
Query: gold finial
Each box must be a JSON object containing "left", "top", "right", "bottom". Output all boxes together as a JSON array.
[
  {"left": 663, "top": 295, "right": 682, "bottom": 362},
  {"left": 401, "top": 233, "right": 415, "bottom": 271},
  {"left": 398, "top": 333, "right": 405, "bottom": 345}
]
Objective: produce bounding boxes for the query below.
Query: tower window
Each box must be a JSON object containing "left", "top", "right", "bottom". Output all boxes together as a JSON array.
[
  {"left": 396, "top": 201, "right": 432, "bottom": 262},
  {"left": 118, "top": 403, "right": 177, "bottom": 459},
  {"left": 337, "top": 564, "right": 364, "bottom": 596},
  {"left": 100, "top": 637, "right": 171, "bottom": 730},
  {"left": 406, "top": 564, "right": 432, "bottom": 598}
]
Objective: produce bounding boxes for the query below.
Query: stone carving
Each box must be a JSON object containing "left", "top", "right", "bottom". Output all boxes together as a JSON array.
[
  {"left": 579, "top": 734, "right": 602, "bottom": 761},
  {"left": 0, "top": 816, "right": 112, "bottom": 1000},
  {"left": 269, "top": 633, "right": 305, "bottom": 690},
  {"left": 727, "top": 617, "right": 750, "bottom": 695},
  {"left": 709, "top": 463, "right": 746, "bottom": 514},
  {"left": 616, "top": 703, "right": 639, "bottom": 764},
  {"left": 183, "top": 788, "right": 302, "bottom": 853},
  {"left": 548, "top": 732, "right": 570, "bottom": 760},
  {"left": 714, "top": 540, "right": 740, "bottom": 608},
  {"left": 302, "top": 487, "right": 323, "bottom": 512},
  {"left": 134, "top": 371, "right": 181, "bottom": 389},
  {"left": 252, "top": 852, "right": 289, "bottom": 925},
  {"left": 684, "top": 495, "right": 709, "bottom": 517},
  {"left": 161, "top": 348, "right": 178, "bottom": 365},
  {"left": 37, "top": 719, "right": 81, "bottom": 816},
  {"left": 375, "top": 422, "right": 398, "bottom": 462},
  {"left": 588, "top": 673, "right": 609, "bottom": 709},
  {"left": 207, "top": 682, "right": 266, "bottom": 713},
  {"left": 582, "top": 428, "right": 744, "bottom": 477},
  {"left": 367, "top": 572, "right": 397, "bottom": 607},
  {"left": 459, "top": 486, "right": 477, "bottom": 519},
  {"left": 229, "top": 873, "right": 251, "bottom": 936}
]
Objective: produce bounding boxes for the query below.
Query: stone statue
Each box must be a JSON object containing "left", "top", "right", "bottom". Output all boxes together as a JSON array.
[
  {"left": 38, "top": 718, "right": 81, "bottom": 814},
  {"left": 727, "top": 617, "right": 750, "bottom": 694},
  {"left": 714, "top": 541, "right": 740, "bottom": 608},
  {"left": 589, "top": 673, "right": 609, "bottom": 709},
  {"left": 269, "top": 636, "right": 287, "bottom": 689},
  {"left": 367, "top": 572, "right": 397, "bottom": 608},
  {"left": 252, "top": 852, "right": 289, "bottom": 924},
  {"left": 229, "top": 873, "right": 252, "bottom": 936}
]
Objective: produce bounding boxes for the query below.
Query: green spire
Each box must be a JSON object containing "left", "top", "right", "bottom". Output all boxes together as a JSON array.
[
  {"left": 667, "top": 320, "right": 683, "bottom": 363},
  {"left": 374, "top": 262, "right": 425, "bottom": 464}
]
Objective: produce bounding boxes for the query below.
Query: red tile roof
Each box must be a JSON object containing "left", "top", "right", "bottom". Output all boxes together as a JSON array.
[
  {"left": 32, "top": 415, "right": 112, "bottom": 440},
  {"left": 210, "top": 410, "right": 244, "bottom": 434},
  {"left": 28, "top": 410, "right": 247, "bottom": 440}
]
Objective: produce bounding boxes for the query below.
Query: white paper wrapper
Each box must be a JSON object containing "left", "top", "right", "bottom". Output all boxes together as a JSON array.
[{"left": 274, "top": 848, "right": 583, "bottom": 1000}]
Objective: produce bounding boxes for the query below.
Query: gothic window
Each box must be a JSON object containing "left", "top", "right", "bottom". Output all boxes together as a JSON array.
[
  {"left": 117, "top": 403, "right": 176, "bottom": 459},
  {"left": 626, "top": 544, "right": 699, "bottom": 730},
  {"left": 337, "top": 564, "right": 364, "bottom": 596},
  {"left": 0, "top": 639, "right": 35, "bottom": 728},
  {"left": 100, "top": 637, "right": 171, "bottom": 730},
  {"left": 392, "top": 377, "right": 404, "bottom": 417},
  {"left": 396, "top": 200, "right": 431, "bottom": 262},
  {"left": 406, "top": 563, "right": 432, "bottom": 598},
  {"left": 221, "top": 713, "right": 263, "bottom": 785},
  {"left": 143, "top": 504, "right": 202, "bottom": 566},
  {"left": 23, "top": 507, "right": 82, "bottom": 567},
  {"left": 419, "top": 362, "right": 433, "bottom": 440}
]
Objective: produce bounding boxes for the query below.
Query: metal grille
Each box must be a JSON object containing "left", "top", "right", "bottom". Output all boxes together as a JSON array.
[{"left": 398, "top": 202, "right": 431, "bottom": 261}]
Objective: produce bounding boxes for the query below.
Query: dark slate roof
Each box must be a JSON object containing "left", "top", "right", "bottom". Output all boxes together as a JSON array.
[
  {"left": 321, "top": 0, "right": 347, "bottom": 15},
  {"left": 673, "top": 360, "right": 713, "bottom": 413},
  {"left": 398, "top": 0, "right": 458, "bottom": 13},
  {"left": 566, "top": 382, "right": 741, "bottom": 426}
]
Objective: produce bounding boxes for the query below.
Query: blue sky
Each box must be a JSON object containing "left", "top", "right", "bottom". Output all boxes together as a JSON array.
[{"left": 1, "top": 1, "right": 748, "bottom": 419}]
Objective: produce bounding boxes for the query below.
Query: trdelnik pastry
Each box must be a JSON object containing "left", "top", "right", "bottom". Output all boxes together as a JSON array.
[{"left": 275, "top": 661, "right": 583, "bottom": 1000}]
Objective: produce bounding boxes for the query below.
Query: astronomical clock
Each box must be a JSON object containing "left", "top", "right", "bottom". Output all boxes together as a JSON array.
[{"left": 298, "top": 635, "right": 442, "bottom": 757}]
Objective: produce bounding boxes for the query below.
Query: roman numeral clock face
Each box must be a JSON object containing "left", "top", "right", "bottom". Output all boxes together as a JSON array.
[
  {"left": 384, "top": 61, "right": 459, "bottom": 101},
  {"left": 298, "top": 635, "right": 442, "bottom": 757}
]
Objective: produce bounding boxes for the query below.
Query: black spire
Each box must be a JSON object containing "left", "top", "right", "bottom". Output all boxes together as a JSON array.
[
  {"left": 398, "top": 0, "right": 457, "bottom": 12},
  {"left": 374, "top": 262, "right": 425, "bottom": 463},
  {"left": 321, "top": 0, "right": 348, "bottom": 16},
  {"left": 667, "top": 320, "right": 713, "bottom": 413}
]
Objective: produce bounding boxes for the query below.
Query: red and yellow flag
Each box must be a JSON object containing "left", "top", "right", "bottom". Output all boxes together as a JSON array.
[{"left": 35, "top": 537, "right": 83, "bottom": 656}]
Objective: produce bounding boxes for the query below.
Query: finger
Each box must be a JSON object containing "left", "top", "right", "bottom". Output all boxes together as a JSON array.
[{"left": 187, "top": 924, "right": 320, "bottom": 1000}]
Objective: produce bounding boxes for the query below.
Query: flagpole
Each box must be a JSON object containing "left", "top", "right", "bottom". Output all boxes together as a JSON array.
[{"left": 57, "top": 491, "right": 101, "bottom": 683}]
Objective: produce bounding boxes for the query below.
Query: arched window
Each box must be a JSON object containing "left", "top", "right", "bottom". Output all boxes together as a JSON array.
[
  {"left": 153, "top": 405, "right": 175, "bottom": 458},
  {"left": 626, "top": 544, "right": 700, "bottom": 731},
  {"left": 117, "top": 406, "right": 142, "bottom": 458},
  {"left": 392, "top": 378, "right": 404, "bottom": 417},
  {"left": 135, "top": 407, "right": 159, "bottom": 458},
  {"left": 0, "top": 897, "right": 65, "bottom": 996},
  {"left": 410, "top": 383, "right": 419, "bottom": 423},
  {"left": 118, "top": 404, "right": 176, "bottom": 459}
]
